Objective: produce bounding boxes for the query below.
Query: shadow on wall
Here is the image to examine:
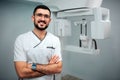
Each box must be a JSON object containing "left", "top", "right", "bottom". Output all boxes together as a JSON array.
[{"left": 62, "top": 74, "right": 83, "bottom": 80}]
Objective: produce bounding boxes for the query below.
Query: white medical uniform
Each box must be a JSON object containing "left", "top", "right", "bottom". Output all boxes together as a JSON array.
[{"left": 14, "top": 31, "right": 62, "bottom": 80}]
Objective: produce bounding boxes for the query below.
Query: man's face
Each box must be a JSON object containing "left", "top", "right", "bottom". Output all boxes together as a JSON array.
[{"left": 32, "top": 9, "right": 51, "bottom": 31}]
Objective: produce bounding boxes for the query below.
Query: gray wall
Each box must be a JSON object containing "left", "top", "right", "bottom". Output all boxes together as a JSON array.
[
  {"left": 0, "top": 0, "right": 120, "bottom": 80},
  {"left": 62, "top": 0, "right": 120, "bottom": 80}
]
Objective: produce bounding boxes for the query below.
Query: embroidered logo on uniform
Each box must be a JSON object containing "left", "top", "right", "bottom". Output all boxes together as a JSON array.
[{"left": 46, "top": 46, "right": 55, "bottom": 49}]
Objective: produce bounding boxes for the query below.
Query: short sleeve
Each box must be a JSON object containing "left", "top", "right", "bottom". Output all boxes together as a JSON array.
[
  {"left": 54, "top": 38, "right": 62, "bottom": 61},
  {"left": 14, "top": 36, "right": 27, "bottom": 62}
]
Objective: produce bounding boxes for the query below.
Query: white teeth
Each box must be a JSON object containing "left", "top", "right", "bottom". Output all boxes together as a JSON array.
[{"left": 40, "top": 22, "right": 44, "bottom": 24}]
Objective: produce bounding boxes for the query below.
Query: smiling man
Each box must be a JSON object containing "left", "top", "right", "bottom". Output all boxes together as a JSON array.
[{"left": 14, "top": 5, "right": 62, "bottom": 80}]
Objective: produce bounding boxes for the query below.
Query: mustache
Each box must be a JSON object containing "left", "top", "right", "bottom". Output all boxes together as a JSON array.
[{"left": 38, "top": 20, "right": 46, "bottom": 24}]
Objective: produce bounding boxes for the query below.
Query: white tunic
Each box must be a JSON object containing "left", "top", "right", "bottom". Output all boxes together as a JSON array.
[{"left": 14, "top": 31, "right": 62, "bottom": 80}]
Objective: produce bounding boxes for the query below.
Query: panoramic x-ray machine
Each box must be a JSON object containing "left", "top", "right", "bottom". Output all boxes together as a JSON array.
[{"left": 49, "top": 0, "right": 110, "bottom": 54}]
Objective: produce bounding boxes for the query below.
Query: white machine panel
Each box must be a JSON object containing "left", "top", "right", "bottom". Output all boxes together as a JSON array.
[{"left": 54, "top": 19, "right": 71, "bottom": 37}]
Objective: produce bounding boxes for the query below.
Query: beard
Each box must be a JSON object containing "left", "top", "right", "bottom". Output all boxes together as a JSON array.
[{"left": 34, "top": 21, "right": 48, "bottom": 31}]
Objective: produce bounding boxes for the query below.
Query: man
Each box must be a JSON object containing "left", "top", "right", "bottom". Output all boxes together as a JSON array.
[{"left": 14, "top": 5, "right": 62, "bottom": 80}]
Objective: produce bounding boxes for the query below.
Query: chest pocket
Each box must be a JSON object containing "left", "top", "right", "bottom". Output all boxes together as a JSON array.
[{"left": 26, "top": 46, "right": 55, "bottom": 64}]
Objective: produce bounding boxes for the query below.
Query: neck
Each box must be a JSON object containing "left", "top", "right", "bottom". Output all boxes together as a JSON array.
[{"left": 33, "top": 28, "right": 47, "bottom": 40}]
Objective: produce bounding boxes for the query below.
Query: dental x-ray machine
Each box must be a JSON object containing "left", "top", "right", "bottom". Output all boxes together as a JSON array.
[{"left": 51, "top": 0, "right": 110, "bottom": 54}]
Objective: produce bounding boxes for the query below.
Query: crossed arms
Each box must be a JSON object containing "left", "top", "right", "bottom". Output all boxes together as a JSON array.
[{"left": 14, "top": 55, "right": 62, "bottom": 79}]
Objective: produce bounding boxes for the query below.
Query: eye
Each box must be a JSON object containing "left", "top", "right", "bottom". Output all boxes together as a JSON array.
[
  {"left": 44, "top": 15, "right": 50, "bottom": 18},
  {"left": 35, "top": 13, "right": 50, "bottom": 19},
  {"left": 36, "top": 13, "right": 42, "bottom": 17}
]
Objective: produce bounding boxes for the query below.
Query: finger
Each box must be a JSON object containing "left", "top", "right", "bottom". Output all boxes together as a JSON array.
[
  {"left": 49, "top": 55, "right": 60, "bottom": 64},
  {"left": 52, "top": 55, "right": 59, "bottom": 63},
  {"left": 49, "top": 55, "right": 56, "bottom": 64}
]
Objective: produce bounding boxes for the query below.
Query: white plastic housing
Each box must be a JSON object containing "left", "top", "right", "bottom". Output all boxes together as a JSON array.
[
  {"left": 54, "top": 19, "right": 71, "bottom": 37},
  {"left": 91, "top": 21, "right": 111, "bottom": 39},
  {"left": 44, "top": 0, "right": 103, "bottom": 11},
  {"left": 91, "top": 8, "right": 111, "bottom": 39}
]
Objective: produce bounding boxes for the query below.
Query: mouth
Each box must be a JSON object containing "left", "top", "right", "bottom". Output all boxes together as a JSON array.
[
  {"left": 38, "top": 21, "right": 46, "bottom": 24},
  {"left": 38, "top": 21, "right": 45, "bottom": 27}
]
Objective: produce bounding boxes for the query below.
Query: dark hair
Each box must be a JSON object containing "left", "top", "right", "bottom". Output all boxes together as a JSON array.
[{"left": 33, "top": 5, "right": 51, "bottom": 16}]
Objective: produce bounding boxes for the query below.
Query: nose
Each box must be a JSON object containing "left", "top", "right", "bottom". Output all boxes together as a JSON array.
[{"left": 40, "top": 16, "right": 45, "bottom": 20}]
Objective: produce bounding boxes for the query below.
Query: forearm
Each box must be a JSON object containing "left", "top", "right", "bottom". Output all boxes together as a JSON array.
[
  {"left": 19, "top": 67, "right": 45, "bottom": 78},
  {"left": 36, "top": 61, "right": 62, "bottom": 75},
  {"left": 14, "top": 62, "right": 45, "bottom": 79}
]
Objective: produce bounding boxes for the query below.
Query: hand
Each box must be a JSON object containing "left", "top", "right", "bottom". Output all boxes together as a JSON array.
[{"left": 49, "top": 55, "right": 60, "bottom": 64}]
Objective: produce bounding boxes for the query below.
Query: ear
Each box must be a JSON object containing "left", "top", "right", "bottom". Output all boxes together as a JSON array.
[
  {"left": 32, "top": 15, "right": 34, "bottom": 22},
  {"left": 49, "top": 18, "right": 51, "bottom": 23}
]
